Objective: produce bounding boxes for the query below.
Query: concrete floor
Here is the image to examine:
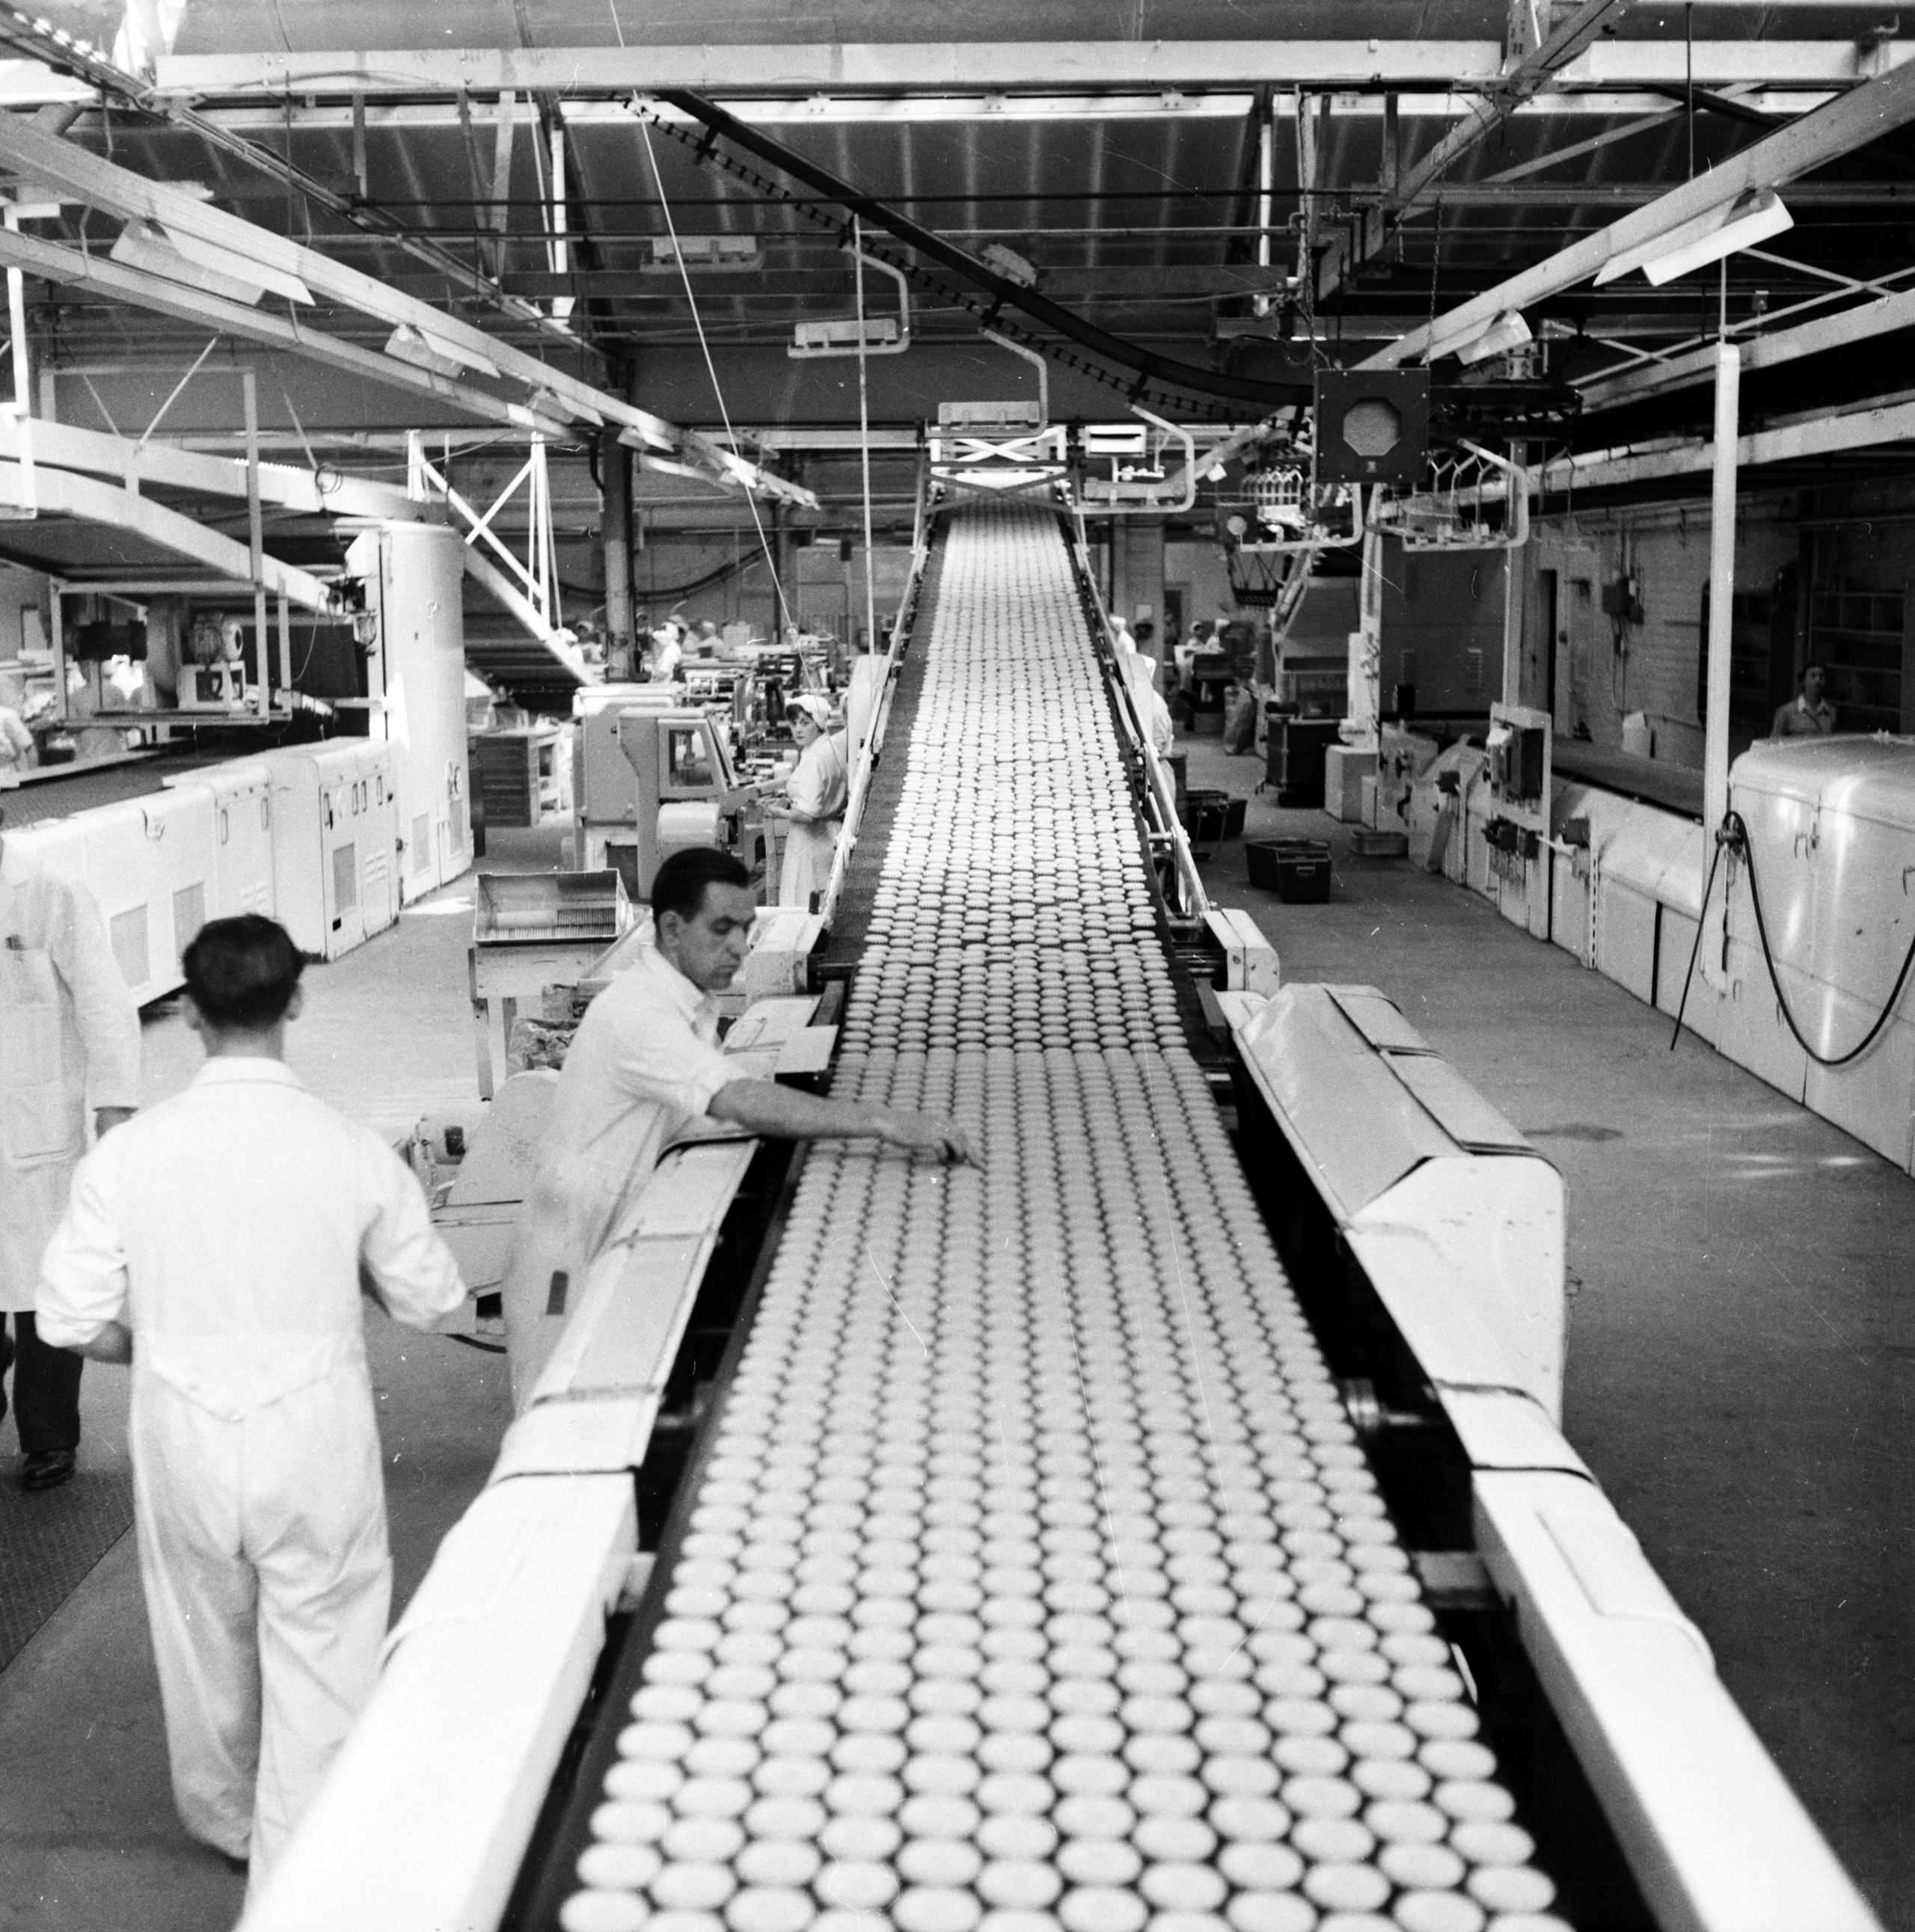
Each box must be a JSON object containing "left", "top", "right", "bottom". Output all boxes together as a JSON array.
[
  {"left": 0, "top": 758, "right": 1908, "bottom": 1928},
  {"left": 1183, "top": 732, "right": 1915, "bottom": 1926}
]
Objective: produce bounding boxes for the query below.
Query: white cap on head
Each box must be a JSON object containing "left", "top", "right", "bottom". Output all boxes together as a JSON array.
[{"left": 789, "top": 693, "right": 836, "bottom": 729}]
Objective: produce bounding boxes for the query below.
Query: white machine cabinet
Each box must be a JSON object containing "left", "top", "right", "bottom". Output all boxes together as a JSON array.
[
  {"left": 1725, "top": 737, "right": 1915, "bottom": 1168},
  {"left": 165, "top": 757, "right": 275, "bottom": 922},
  {"left": 72, "top": 788, "right": 215, "bottom": 1006},
  {"left": 346, "top": 521, "right": 472, "bottom": 902},
  {"left": 266, "top": 742, "right": 400, "bottom": 960}
]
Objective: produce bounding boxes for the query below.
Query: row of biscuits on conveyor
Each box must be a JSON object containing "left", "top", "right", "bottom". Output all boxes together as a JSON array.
[{"left": 543, "top": 505, "right": 1571, "bottom": 1932}]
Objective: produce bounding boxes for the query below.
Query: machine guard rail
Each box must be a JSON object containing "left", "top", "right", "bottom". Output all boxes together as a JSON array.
[
  {"left": 1067, "top": 504, "right": 1210, "bottom": 922},
  {"left": 816, "top": 479, "right": 932, "bottom": 928}
]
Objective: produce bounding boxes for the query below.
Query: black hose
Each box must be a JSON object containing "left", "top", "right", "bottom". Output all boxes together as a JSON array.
[
  {"left": 441, "top": 1332, "right": 509, "bottom": 1355},
  {"left": 1668, "top": 825, "right": 1728, "bottom": 1050},
  {"left": 1731, "top": 808, "right": 1915, "bottom": 1069}
]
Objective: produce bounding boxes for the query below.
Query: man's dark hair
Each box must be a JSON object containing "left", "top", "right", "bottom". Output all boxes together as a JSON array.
[
  {"left": 652, "top": 847, "right": 753, "bottom": 924},
  {"left": 1802, "top": 660, "right": 1828, "bottom": 681},
  {"left": 183, "top": 915, "right": 304, "bottom": 1029}
]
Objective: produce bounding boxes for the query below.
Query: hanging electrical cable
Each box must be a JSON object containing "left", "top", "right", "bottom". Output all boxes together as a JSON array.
[
  {"left": 1670, "top": 810, "right": 1915, "bottom": 1064},
  {"left": 637, "top": 117, "right": 797, "bottom": 643},
  {"left": 853, "top": 216, "right": 879, "bottom": 657}
]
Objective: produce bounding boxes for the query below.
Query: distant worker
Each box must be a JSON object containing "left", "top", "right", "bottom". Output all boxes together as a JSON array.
[
  {"left": 696, "top": 619, "right": 721, "bottom": 649},
  {"left": 500, "top": 849, "right": 974, "bottom": 1405},
  {"left": 1772, "top": 661, "right": 1838, "bottom": 739},
  {"left": 1124, "top": 653, "right": 1174, "bottom": 761},
  {"left": 648, "top": 621, "right": 683, "bottom": 685},
  {"left": 766, "top": 693, "right": 848, "bottom": 910},
  {"left": 35, "top": 916, "right": 465, "bottom": 1891},
  {"left": 0, "top": 803, "right": 139, "bottom": 1492},
  {"left": 0, "top": 701, "right": 32, "bottom": 773}
]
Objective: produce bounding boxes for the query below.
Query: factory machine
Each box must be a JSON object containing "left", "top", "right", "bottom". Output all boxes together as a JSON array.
[
  {"left": 572, "top": 684, "right": 762, "bottom": 898},
  {"left": 245, "top": 505, "right": 1878, "bottom": 1932}
]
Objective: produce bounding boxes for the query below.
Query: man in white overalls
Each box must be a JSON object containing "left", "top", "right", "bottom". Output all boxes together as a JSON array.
[{"left": 0, "top": 803, "right": 141, "bottom": 1489}]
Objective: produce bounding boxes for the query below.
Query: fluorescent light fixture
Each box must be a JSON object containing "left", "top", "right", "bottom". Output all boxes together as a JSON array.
[
  {"left": 109, "top": 219, "right": 313, "bottom": 307},
  {"left": 618, "top": 423, "right": 679, "bottom": 456},
  {"left": 532, "top": 388, "right": 606, "bottom": 427},
  {"left": 159, "top": 225, "right": 312, "bottom": 304},
  {"left": 111, "top": 220, "right": 267, "bottom": 304},
  {"left": 1453, "top": 311, "right": 1533, "bottom": 366},
  {"left": 646, "top": 234, "right": 762, "bottom": 271},
  {"left": 1594, "top": 190, "right": 1792, "bottom": 288},
  {"left": 384, "top": 322, "right": 501, "bottom": 381}
]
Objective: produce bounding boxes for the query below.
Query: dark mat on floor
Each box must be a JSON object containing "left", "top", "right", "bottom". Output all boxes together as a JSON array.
[{"left": 0, "top": 1465, "right": 134, "bottom": 1673}]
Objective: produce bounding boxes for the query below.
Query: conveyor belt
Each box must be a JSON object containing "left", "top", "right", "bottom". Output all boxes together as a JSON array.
[{"left": 545, "top": 506, "right": 1569, "bottom": 1932}]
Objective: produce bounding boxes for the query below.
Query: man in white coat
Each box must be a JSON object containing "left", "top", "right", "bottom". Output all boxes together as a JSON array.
[
  {"left": 37, "top": 914, "right": 465, "bottom": 1892},
  {"left": 0, "top": 803, "right": 140, "bottom": 1491},
  {"left": 501, "top": 848, "right": 972, "bottom": 1405}
]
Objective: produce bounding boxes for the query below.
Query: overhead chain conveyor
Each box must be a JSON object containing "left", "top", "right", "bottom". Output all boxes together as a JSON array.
[{"left": 244, "top": 504, "right": 1881, "bottom": 1932}]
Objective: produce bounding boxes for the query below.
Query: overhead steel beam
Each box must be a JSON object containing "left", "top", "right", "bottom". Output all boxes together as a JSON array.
[
  {"left": 0, "top": 12, "right": 583, "bottom": 355},
  {"left": 0, "top": 113, "right": 815, "bottom": 507},
  {"left": 149, "top": 39, "right": 1909, "bottom": 99},
  {"left": 0, "top": 411, "right": 422, "bottom": 520},
  {"left": 1580, "top": 284, "right": 1915, "bottom": 410},
  {"left": 1538, "top": 389, "right": 1915, "bottom": 491},
  {"left": 1362, "top": 53, "right": 1915, "bottom": 369},
  {"left": 0, "top": 458, "right": 335, "bottom": 609},
  {"left": 0, "top": 224, "right": 577, "bottom": 439},
  {"left": 1320, "top": 0, "right": 1627, "bottom": 301}
]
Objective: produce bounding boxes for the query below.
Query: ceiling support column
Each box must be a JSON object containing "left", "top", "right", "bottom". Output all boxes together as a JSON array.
[
  {"left": 600, "top": 428, "right": 634, "bottom": 679},
  {"left": 1702, "top": 340, "right": 1741, "bottom": 990}
]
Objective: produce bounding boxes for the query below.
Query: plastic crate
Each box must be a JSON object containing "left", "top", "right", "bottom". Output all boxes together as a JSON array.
[
  {"left": 1247, "top": 837, "right": 1332, "bottom": 902},
  {"left": 1184, "top": 789, "right": 1248, "bottom": 842}
]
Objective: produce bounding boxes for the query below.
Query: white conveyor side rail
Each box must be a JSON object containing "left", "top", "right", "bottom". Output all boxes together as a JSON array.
[
  {"left": 1065, "top": 505, "right": 1208, "bottom": 919},
  {"left": 1222, "top": 981, "right": 1881, "bottom": 1932},
  {"left": 817, "top": 524, "right": 930, "bottom": 927},
  {"left": 239, "top": 1138, "right": 760, "bottom": 1932}
]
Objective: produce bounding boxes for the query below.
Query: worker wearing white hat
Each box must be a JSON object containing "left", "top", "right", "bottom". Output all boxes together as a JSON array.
[
  {"left": 765, "top": 692, "right": 848, "bottom": 910},
  {"left": 647, "top": 619, "right": 683, "bottom": 684},
  {"left": 1123, "top": 651, "right": 1175, "bottom": 761},
  {"left": 0, "top": 802, "right": 140, "bottom": 1492}
]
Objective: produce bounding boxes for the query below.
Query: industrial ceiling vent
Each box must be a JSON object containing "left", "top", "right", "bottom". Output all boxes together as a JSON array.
[{"left": 1312, "top": 369, "right": 1431, "bottom": 490}]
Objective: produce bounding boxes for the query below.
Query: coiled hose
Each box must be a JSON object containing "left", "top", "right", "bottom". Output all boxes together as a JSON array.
[{"left": 1670, "top": 809, "right": 1915, "bottom": 1066}]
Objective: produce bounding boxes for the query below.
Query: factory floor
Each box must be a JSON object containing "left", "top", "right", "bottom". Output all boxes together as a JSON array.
[{"left": 0, "top": 751, "right": 1909, "bottom": 1930}]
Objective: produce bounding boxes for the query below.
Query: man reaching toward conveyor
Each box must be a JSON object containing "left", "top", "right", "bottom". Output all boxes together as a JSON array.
[{"left": 501, "top": 847, "right": 975, "bottom": 1405}]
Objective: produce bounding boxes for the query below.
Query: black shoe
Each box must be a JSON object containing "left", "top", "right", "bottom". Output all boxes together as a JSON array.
[{"left": 20, "top": 1450, "right": 75, "bottom": 1491}]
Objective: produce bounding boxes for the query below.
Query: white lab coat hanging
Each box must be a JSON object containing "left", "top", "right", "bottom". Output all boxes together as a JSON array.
[{"left": 0, "top": 842, "right": 141, "bottom": 1309}]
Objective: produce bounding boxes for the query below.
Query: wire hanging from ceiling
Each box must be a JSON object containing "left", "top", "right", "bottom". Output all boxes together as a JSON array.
[{"left": 637, "top": 116, "right": 797, "bottom": 643}]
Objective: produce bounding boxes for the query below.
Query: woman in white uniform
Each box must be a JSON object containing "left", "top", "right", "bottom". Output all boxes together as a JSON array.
[
  {"left": 0, "top": 805, "right": 140, "bottom": 1490},
  {"left": 767, "top": 693, "right": 848, "bottom": 910}
]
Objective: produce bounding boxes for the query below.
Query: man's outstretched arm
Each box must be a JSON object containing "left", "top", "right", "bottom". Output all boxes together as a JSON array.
[{"left": 708, "top": 1078, "right": 975, "bottom": 1165}]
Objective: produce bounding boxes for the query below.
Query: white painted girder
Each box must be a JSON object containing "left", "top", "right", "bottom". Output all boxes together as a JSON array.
[
  {"left": 0, "top": 411, "right": 422, "bottom": 522},
  {"left": 1579, "top": 284, "right": 1915, "bottom": 410},
  {"left": 0, "top": 116, "right": 814, "bottom": 510},
  {"left": 148, "top": 37, "right": 1911, "bottom": 99},
  {"left": 0, "top": 459, "right": 335, "bottom": 610},
  {"left": 1538, "top": 391, "right": 1915, "bottom": 492},
  {"left": 1364, "top": 53, "right": 1915, "bottom": 369}
]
